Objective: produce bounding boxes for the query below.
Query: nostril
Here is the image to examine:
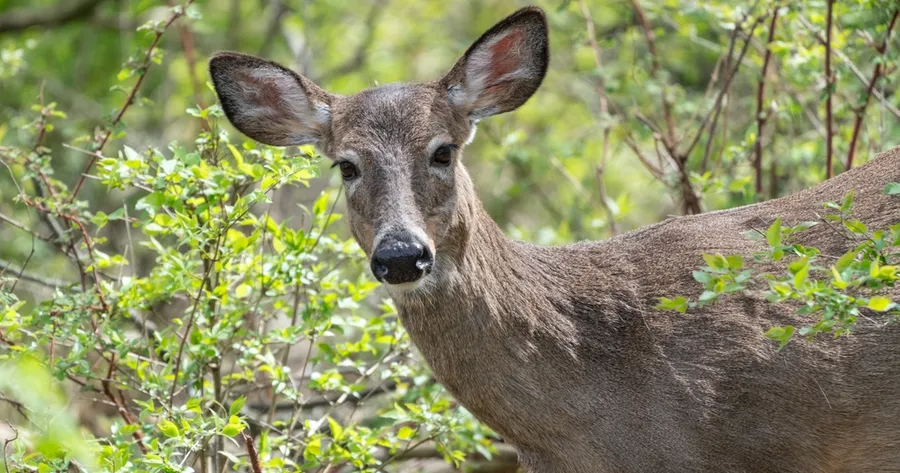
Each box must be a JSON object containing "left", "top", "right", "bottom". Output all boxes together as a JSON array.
[
  {"left": 416, "top": 247, "right": 434, "bottom": 274},
  {"left": 371, "top": 260, "right": 389, "bottom": 280},
  {"left": 372, "top": 238, "right": 432, "bottom": 284}
]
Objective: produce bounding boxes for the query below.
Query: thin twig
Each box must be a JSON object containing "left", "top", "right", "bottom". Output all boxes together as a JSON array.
[
  {"left": 0, "top": 0, "right": 107, "bottom": 33},
  {"left": 101, "top": 356, "right": 147, "bottom": 454},
  {"left": 579, "top": 0, "right": 619, "bottom": 236},
  {"left": 629, "top": 0, "right": 676, "bottom": 147},
  {"left": 824, "top": 0, "right": 835, "bottom": 178},
  {"left": 70, "top": 0, "right": 195, "bottom": 201},
  {"left": 683, "top": 13, "right": 766, "bottom": 157},
  {"left": 846, "top": 10, "right": 898, "bottom": 172},
  {"left": 2, "top": 421, "right": 18, "bottom": 473},
  {"left": 0, "top": 212, "right": 54, "bottom": 243},
  {"left": 0, "top": 396, "right": 27, "bottom": 421},
  {"left": 0, "top": 258, "right": 71, "bottom": 288},
  {"left": 755, "top": 8, "right": 779, "bottom": 196},
  {"left": 798, "top": 15, "right": 900, "bottom": 120},
  {"left": 258, "top": 0, "right": 291, "bottom": 56},
  {"left": 168, "top": 233, "right": 222, "bottom": 408},
  {"left": 318, "top": 0, "right": 389, "bottom": 81}
]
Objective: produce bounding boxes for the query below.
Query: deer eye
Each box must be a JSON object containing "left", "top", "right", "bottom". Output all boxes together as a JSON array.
[
  {"left": 431, "top": 144, "right": 456, "bottom": 167},
  {"left": 333, "top": 161, "right": 360, "bottom": 180}
]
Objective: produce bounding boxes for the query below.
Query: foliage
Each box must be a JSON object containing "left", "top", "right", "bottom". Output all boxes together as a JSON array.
[
  {"left": 657, "top": 189, "right": 900, "bottom": 347},
  {"left": 0, "top": 0, "right": 898, "bottom": 472}
]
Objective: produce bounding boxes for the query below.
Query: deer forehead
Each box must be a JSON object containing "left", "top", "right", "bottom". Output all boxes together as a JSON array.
[{"left": 329, "top": 83, "right": 466, "bottom": 153}]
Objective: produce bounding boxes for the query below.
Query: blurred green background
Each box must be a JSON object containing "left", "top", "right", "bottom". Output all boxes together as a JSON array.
[{"left": 1, "top": 0, "right": 898, "bottom": 471}]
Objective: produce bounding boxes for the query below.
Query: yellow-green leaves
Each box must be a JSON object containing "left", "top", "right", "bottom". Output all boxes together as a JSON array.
[
  {"left": 397, "top": 426, "right": 416, "bottom": 440},
  {"left": 328, "top": 417, "right": 344, "bottom": 441},
  {"left": 655, "top": 296, "right": 688, "bottom": 313},
  {"left": 867, "top": 297, "right": 893, "bottom": 312},
  {"left": 158, "top": 418, "right": 179, "bottom": 438},
  {"left": 764, "top": 326, "right": 795, "bottom": 348},
  {"left": 229, "top": 396, "right": 247, "bottom": 416},
  {"left": 221, "top": 416, "right": 245, "bottom": 437}
]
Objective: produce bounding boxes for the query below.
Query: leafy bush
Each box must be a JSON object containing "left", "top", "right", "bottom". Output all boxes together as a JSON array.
[
  {"left": 0, "top": 1, "right": 898, "bottom": 472},
  {"left": 657, "top": 188, "right": 900, "bottom": 347}
]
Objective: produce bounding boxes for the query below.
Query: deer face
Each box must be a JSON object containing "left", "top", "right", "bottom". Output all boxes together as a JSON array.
[{"left": 209, "top": 7, "right": 548, "bottom": 291}]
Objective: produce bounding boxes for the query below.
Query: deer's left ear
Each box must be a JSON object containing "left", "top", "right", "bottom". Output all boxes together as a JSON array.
[{"left": 440, "top": 7, "right": 549, "bottom": 121}]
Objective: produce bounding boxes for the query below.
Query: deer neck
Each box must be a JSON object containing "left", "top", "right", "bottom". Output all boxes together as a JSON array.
[{"left": 387, "top": 169, "right": 585, "bottom": 369}]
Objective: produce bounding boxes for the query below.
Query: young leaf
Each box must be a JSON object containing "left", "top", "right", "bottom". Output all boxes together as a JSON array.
[
  {"left": 158, "top": 419, "right": 179, "bottom": 438},
  {"left": 229, "top": 396, "right": 247, "bottom": 416},
  {"left": 867, "top": 297, "right": 893, "bottom": 312},
  {"left": 884, "top": 182, "right": 900, "bottom": 195},
  {"left": 398, "top": 426, "right": 416, "bottom": 440},
  {"left": 766, "top": 217, "right": 782, "bottom": 247}
]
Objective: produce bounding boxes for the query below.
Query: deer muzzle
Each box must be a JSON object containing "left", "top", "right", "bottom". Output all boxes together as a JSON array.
[{"left": 371, "top": 234, "right": 434, "bottom": 285}]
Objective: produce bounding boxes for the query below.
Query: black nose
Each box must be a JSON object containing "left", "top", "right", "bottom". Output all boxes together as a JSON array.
[{"left": 371, "top": 236, "right": 433, "bottom": 284}]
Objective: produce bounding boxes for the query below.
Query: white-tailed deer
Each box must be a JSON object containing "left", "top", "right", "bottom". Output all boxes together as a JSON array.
[{"left": 209, "top": 6, "right": 900, "bottom": 472}]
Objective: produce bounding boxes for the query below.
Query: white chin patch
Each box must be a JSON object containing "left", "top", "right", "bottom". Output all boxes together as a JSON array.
[{"left": 383, "top": 276, "right": 428, "bottom": 295}]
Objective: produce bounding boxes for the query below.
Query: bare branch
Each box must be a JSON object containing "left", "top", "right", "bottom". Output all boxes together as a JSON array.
[
  {"left": 629, "top": 0, "right": 676, "bottom": 146},
  {"left": 70, "top": 0, "right": 195, "bottom": 201},
  {"left": 319, "top": 0, "right": 389, "bottom": 81},
  {"left": 755, "top": 8, "right": 780, "bottom": 196},
  {"left": 798, "top": 15, "right": 900, "bottom": 120},
  {"left": 0, "top": 0, "right": 107, "bottom": 34},
  {"left": 683, "top": 15, "right": 766, "bottom": 159},
  {"left": 579, "top": 0, "right": 619, "bottom": 236},
  {"left": 2, "top": 421, "right": 19, "bottom": 473},
  {"left": 846, "top": 10, "right": 898, "bottom": 171},
  {"left": 258, "top": 0, "right": 291, "bottom": 56},
  {"left": 0, "top": 258, "right": 71, "bottom": 289},
  {"left": 101, "top": 356, "right": 147, "bottom": 454},
  {"left": 824, "top": 0, "right": 835, "bottom": 179}
]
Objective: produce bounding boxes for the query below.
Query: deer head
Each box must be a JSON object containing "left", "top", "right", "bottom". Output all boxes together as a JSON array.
[{"left": 209, "top": 7, "right": 548, "bottom": 292}]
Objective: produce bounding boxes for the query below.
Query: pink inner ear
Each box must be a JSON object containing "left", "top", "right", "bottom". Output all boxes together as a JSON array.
[
  {"left": 487, "top": 29, "right": 525, "bottom": 85},
  {"left": 238, "top": 70, "right": 285, "bottom": 112}
]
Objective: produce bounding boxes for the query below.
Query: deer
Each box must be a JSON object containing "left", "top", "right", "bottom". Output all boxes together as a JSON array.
[{"left": 209, "top": 6, "right": 900, "bottom": 473}]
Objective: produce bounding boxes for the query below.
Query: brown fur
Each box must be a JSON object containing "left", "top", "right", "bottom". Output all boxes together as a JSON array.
[{"left": 210, "top": 6, "right": 900, "bottom": 472}]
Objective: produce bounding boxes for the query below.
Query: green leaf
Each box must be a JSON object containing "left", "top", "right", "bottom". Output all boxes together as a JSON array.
[
  {"left": 702, "top": 253, "right": 727, "bottom": 270},
  {"left": 831, "top": 266, "right": 848, "bottom": 289},
  {"left": 867, "top": 296, "right": 893, "bottom": 312},
  {"left": 654, "top": 296, "right": 687, "bottom": 313},
  {"left": 158, "top": 419, "right": 179, "bottom": 438},
  {"left": 327, "top": 417, "right": 343, "bottom": 440},
  {"left": 884, "top": 183, "right": 900, "bottom": 195},
  {"left": 840, "top": 190, "right": 855, "bottom": 211},
  {"left": 836, "top": 250, "right": 856, "bottom": 271},
  {"left": 698, "top": 290, "right": 718, "bottom": 303},
  {"left": 305, "top": 438, "right": 322, "bottom": 458},
  {"left": 843, "top": 219, "right": 868, "bottom": 235},
  {"left": 397, "top": 426, "right": 415, "bottom": 440},
  {"left": 222, "top": 422, "right": 244, "bottom": 437},
  {"left": 312, "top": 192, "right": 329, "bottom": 216},
  {"left": 229, "top": 396, "right": 246, "bottom": 416},
  {"left": 766, "top": 217, "right": 782, "bottom": 247},
  {"left": 764, "top": 325, "right": 795, "bottom": 347},
  {"left": 725, "top": 255, "right": 743, "bottom": 270},
  {"left": 235, "top": 284, "right": 251, "bottom": 299}
]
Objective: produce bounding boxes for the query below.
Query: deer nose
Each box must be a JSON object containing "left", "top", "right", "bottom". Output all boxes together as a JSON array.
[{"left": 371, "top": 236, "right": 433, "bottom": 285}]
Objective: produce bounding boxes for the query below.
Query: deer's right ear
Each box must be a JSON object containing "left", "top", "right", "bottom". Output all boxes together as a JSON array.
[
  {"left": 440, "top": 7, "right": 549, "bottom": 121},
  {"left": 209, "top": 52, "right": 332, "bottom": 147}
]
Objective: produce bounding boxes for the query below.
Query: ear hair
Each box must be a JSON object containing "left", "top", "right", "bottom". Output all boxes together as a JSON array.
[
  {"left": 440, "top": 7, "right": 549, "bottom": 121},
  {"left": 209, "top": 52, "right": 333, "bottom": 147}
]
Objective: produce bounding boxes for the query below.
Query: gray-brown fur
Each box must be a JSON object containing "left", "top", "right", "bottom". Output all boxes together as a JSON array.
[{"left": 210, "top": 6, "right": 900, "bottom": 472}]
